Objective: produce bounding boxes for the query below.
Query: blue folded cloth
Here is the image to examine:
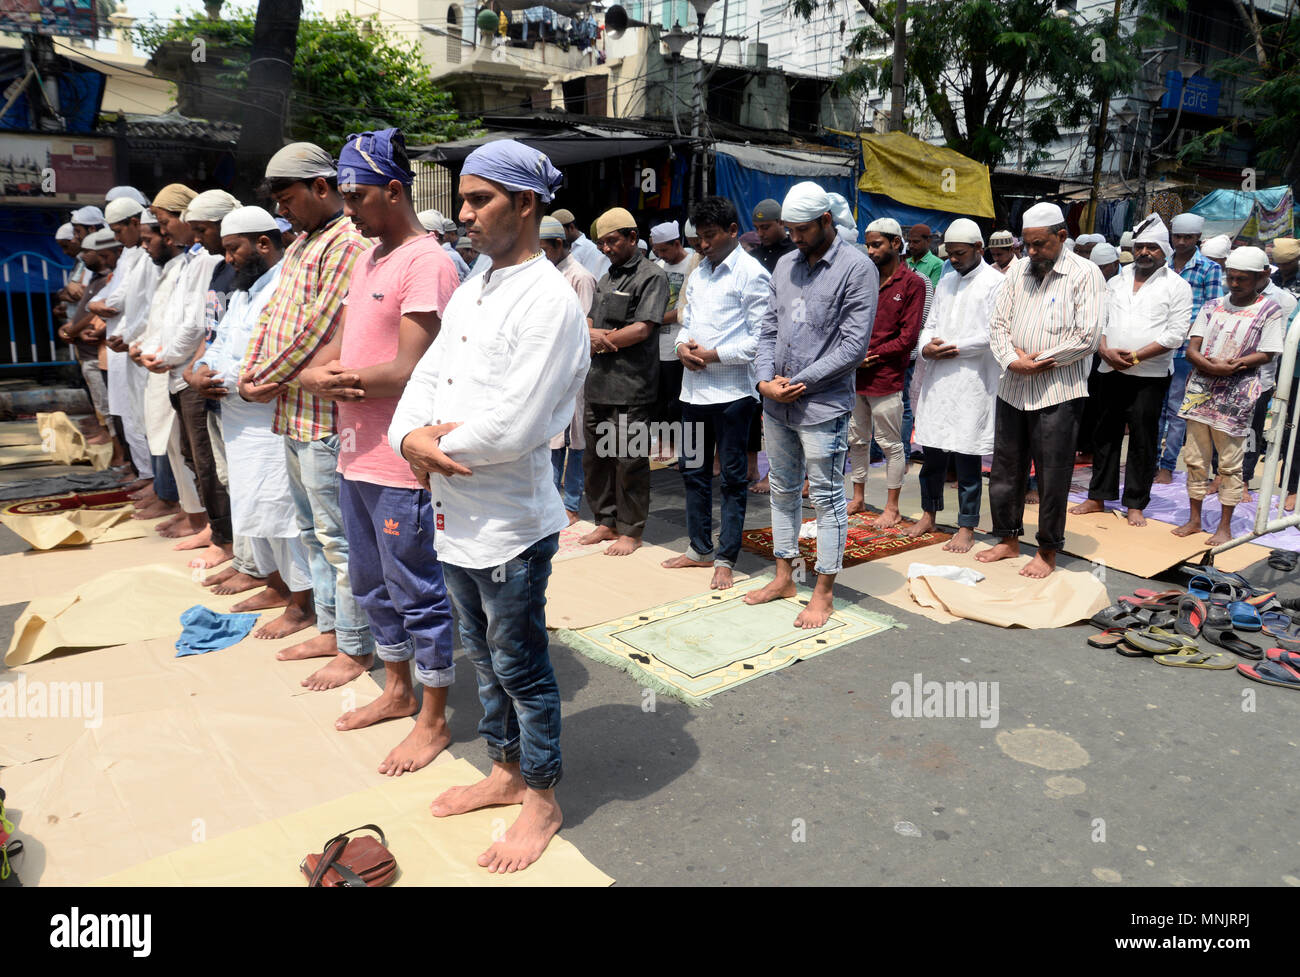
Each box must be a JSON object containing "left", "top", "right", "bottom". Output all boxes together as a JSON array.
[{"left": 175, "top": 605, "right": 260, "bottom": 657}]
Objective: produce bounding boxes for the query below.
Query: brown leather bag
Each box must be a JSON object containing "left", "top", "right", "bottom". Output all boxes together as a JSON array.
[{"left": 300, "top": 824, "right": 396, "bottom": 887}]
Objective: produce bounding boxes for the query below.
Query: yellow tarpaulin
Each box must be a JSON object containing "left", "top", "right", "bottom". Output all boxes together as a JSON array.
[{"left": 854, "top": 131, "right": 995, "bottom": 219}]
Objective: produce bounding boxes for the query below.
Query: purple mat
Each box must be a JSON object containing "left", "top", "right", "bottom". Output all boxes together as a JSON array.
[{"left": 1068, "top": 469, "right": 1300, "bottom": 552}]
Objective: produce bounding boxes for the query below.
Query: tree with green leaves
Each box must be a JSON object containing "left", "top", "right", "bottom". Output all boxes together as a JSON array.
[
  {"left": 134, "top": 7, "right": 479, "bottom": 155},
  {"left": 792, "top": 0, "right": 1178, "bottom": 171}
]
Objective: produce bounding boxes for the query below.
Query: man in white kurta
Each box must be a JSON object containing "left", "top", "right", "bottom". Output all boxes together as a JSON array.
[{"left": 906, "top": 219, "right": 1006, "bottom": 552}]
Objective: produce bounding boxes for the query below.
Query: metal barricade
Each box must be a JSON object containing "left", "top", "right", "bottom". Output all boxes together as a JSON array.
[
  {"left": 1206, "top": 314, "right": 1300, "bottom": 560},
  {"left": 1, "top": 250, "right": 75, "bottom": 369}
]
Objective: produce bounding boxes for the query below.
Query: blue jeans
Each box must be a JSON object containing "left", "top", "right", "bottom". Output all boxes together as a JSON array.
[
  {"left": 339, "top": 479, "right": 455, "bottom": 688},
  {"left": 1158, "top": 355, "right": 1193, "bottom": 471},
  {"left": 551, "top": 439, "right": 584, "bottom": 514},
  {"left": 901, "top": 361, "right": 916, "bottom": 455},
  {"left": 681, "top": 396, "right": 753, "bottom": 568},
  {"left": 284, "top": 435, "right": 374, "bottom": 658},
  {"left": 765, "top": 411, "right": 850, "bottom": 576},
  {"left": 152, "top": 452, "right": 177, "bottom": 502},
  {"left": 919, "top": 447, "right": 982, "bottom": 528},
  {"left": 442, "top": 533, "right": 562, "bottom": 790}
]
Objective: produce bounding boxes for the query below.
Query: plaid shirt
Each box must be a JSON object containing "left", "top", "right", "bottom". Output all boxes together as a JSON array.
[
  {"left": 244, "top": 212, "right": 365, "bottom": 441},
  {"left": 1174, "top": 248, "right": 1225, "bottom": 360}
]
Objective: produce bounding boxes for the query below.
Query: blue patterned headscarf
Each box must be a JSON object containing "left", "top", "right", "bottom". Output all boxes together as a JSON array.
[
  {"left": 462, "top": 140, "right": 563, "bottom": 203},
  {"left": 338, "top": 128, "right": 415, "bottom": 187}
]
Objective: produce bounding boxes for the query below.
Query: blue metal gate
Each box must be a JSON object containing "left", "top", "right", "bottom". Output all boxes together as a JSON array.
[{"left": 1, "top": 249, "right": 76, "bottom": 368}]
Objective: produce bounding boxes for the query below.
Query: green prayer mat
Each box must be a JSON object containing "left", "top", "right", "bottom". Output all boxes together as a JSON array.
[{"left": 555, "top": 576, "right": 899, "bottom": 705}]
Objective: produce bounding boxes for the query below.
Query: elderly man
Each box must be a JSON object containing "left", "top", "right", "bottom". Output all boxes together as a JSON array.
[
  {"left": 744, "top": 181, "right": 878, "bottom": 628},
  {"left": 650, "top": 220, "right": 700, "bottom": 436},
  {"left": 847, "top": 216, "right": 926, "bottom": 527},
  {"left": 390, "top": 140, "right": 588, "bottom": 874},
  {"left": 988, "top": 230, "right": 1019, "bottom": 273},
  {"left": 1173, "top": 247, "right": 1284, "bottom": 545},
  {"left": 751, "top": 198, "right": 796, "bottom": 274},
  {"left": 1154, "top": 212, "right": 1225, "bottom": 484},
  {"left": 660, "top": 196, "right": 770, "bottom": 590},
  {"left": 241, "top": 142, "right": 376, "bottom": 687},
  {"left": 1074, "top": 233, "right": 1104, "bottom": 261},
  {"left": 580, "top": 207, "right": 670, "bottom": 556},
  {"left": 1273, "top": 237, "right": 1300, "bottom": 300},
  {"left": 541, "top": 216, "right": 597, "bottom": 523},
  {"left": 906, "top": 223, "right": 943, "bottom": 287},
  {"left": 553, "top": 207, "right": 610, "bottom": 279},
  {"left": 1071, "top": 215, "right": 1191, "bottom": 526},
  {"left": 906, "top": 219, "right": 1005, "bottom": 552},
  {"left": 977, "top": 201, "right": 1105, "bottom": 578},
  {"left": 1090, "top": 243, "right": 1121, "bottom": 281}
]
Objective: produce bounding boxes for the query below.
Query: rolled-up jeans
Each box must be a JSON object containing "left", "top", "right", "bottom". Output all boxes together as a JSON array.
[
  {"left": 283, "top": 433, "right": 374, "bottom": 658},
  {"left": 765, "top": 411, "right": 850, "bottom": 576},
  {"left": 1158, "top": 354, "right": 1193, "bottom": 471},
  {"left": 442, "top": 533, "right": 562, "bottom": 790}
]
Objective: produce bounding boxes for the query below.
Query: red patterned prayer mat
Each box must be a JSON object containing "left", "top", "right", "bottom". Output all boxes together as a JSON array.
[
  {"left": 741, "top": 510, "right": 951, "bottom": 568},
  {"left": 1, "top": 489, "right": 134, "bottom": 516}
]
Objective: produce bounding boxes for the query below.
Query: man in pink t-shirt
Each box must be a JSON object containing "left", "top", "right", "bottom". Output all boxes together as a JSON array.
[{"left": 298, "top": 128, "right": 460, "bottom": 776}]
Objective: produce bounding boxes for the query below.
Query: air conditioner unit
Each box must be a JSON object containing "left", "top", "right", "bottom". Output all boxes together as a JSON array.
[{"left": 747, "top": 42, "right": 768, "bottom": 69}]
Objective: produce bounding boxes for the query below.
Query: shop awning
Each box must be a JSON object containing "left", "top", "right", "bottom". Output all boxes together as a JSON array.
[{"left": 413, "top": 130, "right": 675, "bottom": 168}]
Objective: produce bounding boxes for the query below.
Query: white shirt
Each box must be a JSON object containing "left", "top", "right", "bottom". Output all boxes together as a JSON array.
[
  {"left": 570, "top": 233, "right": 611, "bottom": 280},
  {"left": 389, "top": 254, "right": 590, "bottom": 569},
  {"left": 96, "top": 246, "right": 144, "bottom": 316},
  {"left": 199, "top": 263, "right": 284, "bottom": 385},
  {"left": 106, "top": 249, "right": 163, "bottom": 344},
  {"left": 674, "top": 245, "right": 770, "bottom": 405},
  {"left": 1098, "top": 263, "right": 1193, "bottom": 378},
  {"left": 654, "top": 250, "right": 702, "bottom": 359},
  {"left": 1261, "top": 282, "right": 1298, "bottom": 388},
  {"left": 912, "top": 260, "right": 1005, "bottom": 455}
]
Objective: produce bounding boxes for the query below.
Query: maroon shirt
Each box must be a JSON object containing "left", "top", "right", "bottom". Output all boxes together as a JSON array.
[{"left": 855, "top": 262, "right": 926, "bottom": 397}]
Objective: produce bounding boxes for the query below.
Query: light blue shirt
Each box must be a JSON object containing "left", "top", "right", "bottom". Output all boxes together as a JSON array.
[
  {"left": 443, "top": 241, "right": 470, "bottom": 282},
  {"left": 198, "top": 262, "right": 284, "bottom": 385},
  {"left": 675, "top": 244, "right": 770, "bottom": 405}
]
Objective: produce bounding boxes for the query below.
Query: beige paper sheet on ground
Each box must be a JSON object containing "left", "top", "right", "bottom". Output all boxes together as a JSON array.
[
  {"left": 94, "top": 758, "right": 613, "bottom": 887},
  {"left": 546, "top": 543, "right": 746, "bottom": 629},
  {"left": 5, "top": 564, "right": 249, "bottom": 666},
  {"left": 0, "top": 523, "right": 175, "bottom": 606},
  {"left": 34, "top": 411, "right": 112, "bottom": 470},
  {"left": 837, "top": 542, "right": 1109, "bottom": 628},
  {"left": 0, "top": 505, "right": 135, "bottom": 550}
]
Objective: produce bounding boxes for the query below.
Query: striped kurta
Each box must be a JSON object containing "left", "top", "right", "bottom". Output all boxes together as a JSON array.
[{"left": 989, "top": 247, "right": 1106, "bottom": 411}]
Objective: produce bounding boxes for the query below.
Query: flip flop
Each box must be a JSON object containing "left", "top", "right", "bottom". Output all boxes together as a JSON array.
[
  {"left": 1203, "top": 627, "right": 1263, "bottom": 660},
  {"left": 1154, "top": 649, "right": 1236, "bottom": 669},
  {"left": 1119, "top": 627, "right": 1197, "bottom": 657},
  {"left": 1087, "top": 628, "right": 1127, "bottom": 649},
  {"left": 1268, "top": 549, "right": 1299, "bottom": 572},
  {"left": 1227, "top": 600, "right": 1263, "bottom": 631},
  {"left": 1236, "top": 659, "right": 1300, "bottom": 689},
  {"left": 1090, "top": 602, "right": 1147, "bottom": 630},
  {"left": 1121, "top": 589, "right": 1183, "bottom": 605},
  {"left": 1266, "top": 647, "right": 1300, "bottom": 669},
  {"left": 1182, "top": 565, "right": 1254, "bottom": 590},
  {"left": 1260, "top": 610, "right": 1293, "bottom": 633},
  {"left": 1175, "top": 595, "right": 1207, "bottom": 638}
]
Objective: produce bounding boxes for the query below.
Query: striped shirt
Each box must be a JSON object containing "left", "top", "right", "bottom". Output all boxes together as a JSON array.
[
  {"left": 675, "top": 243, "right": 771, "bottom": 405},
  {"left": 1172, "top": 248, "right": 1225, "bottom": 360},
  {"left": 244, "top": 212, "right": 365, "bottom": 441},
  {"left": 990, "top": 247, "right": 1105, "bottom": 411}
]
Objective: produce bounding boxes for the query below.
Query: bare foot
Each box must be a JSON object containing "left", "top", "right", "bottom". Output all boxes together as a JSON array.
[
  {"left": 1206, "top": 526, "right": 1232, "bottom": 546},
  {"left": 1020, "top": 549, "right": 1056, "bottom": 578},
  {"left": 133, "top": 501, "right": 176, "bottom": 520},
  {"left": 231, "top": 584, "right": 288, "bottom": 611},
  {"left": 976, "top": 540, "right": 1020, "bottom": 563},
  {"left": 749, "top": 476, "right": 770, "bottom": 494},
  {"left": 301, "top": 651, "right": 371, "bottom": 691},
  {"left": 1171, "top": 519, "right": 1202, "bottom": 537},
  {"left": 1126, "top": 507, "right": 1147, "bottom": 527},
  {"left": 943, "top": 527, "right": 976, "bottom": 553},
  {"left": 794, "top": 590, "right": 835, "bottom": 628},
  {"left": 1153, "top": 468, "right": 1174, "bottom": 485},
  {"left": 185, "top": 541, "right": 232, "bottom": 569},
  {"left": 578, "top": 524, "right": 617, "bottom": 546},
  {"left": 743, "top": 576, "right": 797, "bottom": 605},
  {"left": 431, "top": 762, "right": 527, "bottom": 818},
  {"left": 379, "top": 719, "right": 451, "bottom": 776},
  {"left": 479, "top": 789, "right": 564, "bottom": 874},
  {"left": 86, "top": 429, "right": 111, "bottom": 445},
  {"left": 1287, "top": 493, "right": 1297, "bottom": 512},
  {"left": 336, "top": 686, "right": 418, "bottom": 731},
  {"left": 661, "top": 553, "right": 712, "bottom": 569},
  {"left": 1070, "top": 499, "right": 1105, "bottom": 515},
  {"left": 277, "top": 631, "right": 337, "bottom": 661},
  {"left": 565, "top": 509, "right": 580, "bottom": 526},
  {"left": 125, "top": 478, "right": 153, "bottom": 494},
  {"left": 1025, "top": 490, "right": 1040, "bottom": 505},
  {"left": 846, "top": 497, "right": 867, "bottom": 516},
  {"left": 163, "top": 515, "right": 207, "bottom": 540},
  {"left": 604, "top": 534, "right": 641, "bottom": 556},
  {"left": 255, "top": 602, "right": 315, "bottom": 639},
  {"left": 212, "top": 571, "right": 266, "bottom": 596},
  {"left": 905, "top": 512, "right": 936, "bottom": 538},
  {"left": 1208, "top": 476, "right": 1221, "bottom": 495},
  {"left": 875, "top": 506, "right": 902, "bottom": 529},
  {"left": 710, "top": 566, "right": 734, "bottom": 590},
  {"left": 203, "top": 565, "right": 237, "bottom": 587}
]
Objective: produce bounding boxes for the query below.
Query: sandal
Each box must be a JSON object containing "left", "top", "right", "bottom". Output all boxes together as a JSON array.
[
  {"left": 1266, "top": 647, "right": 1300, "bottom": 669},
  {"left": 1119, "top": 627, "right": 1198, "bottom": 657},
  {"left": 1236, "top": 658, "right": 1300, "bottom": 689},
  {"left": 1087, "top": 628, "right": 1127, "bottom": 649},
  {"left": 1154, "top": 649, "right": 1236, "bottom": 669},
  {"left": 1267, "top": 548, "right": 1299, "bottom": 572},
  {"left": 1175, "top": 595, "right": 1207, "bottom": 638},
  {"left": 1203, "top": 627, "right": 1263, "bottom": 660},
  {"left": 1227, "top": 600, "right": 1263, "bottom": 632}
]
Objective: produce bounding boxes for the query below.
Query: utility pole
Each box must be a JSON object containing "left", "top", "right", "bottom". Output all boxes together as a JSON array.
[
  {"left": 889, "top": 0, "right": 905, "bottom": 131},
  {"left": 234, "top": 0, "right": 302, "bottom": 197},
  {"left": 1086, "top": 0, "right": 1122, "bottom": 234}
]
